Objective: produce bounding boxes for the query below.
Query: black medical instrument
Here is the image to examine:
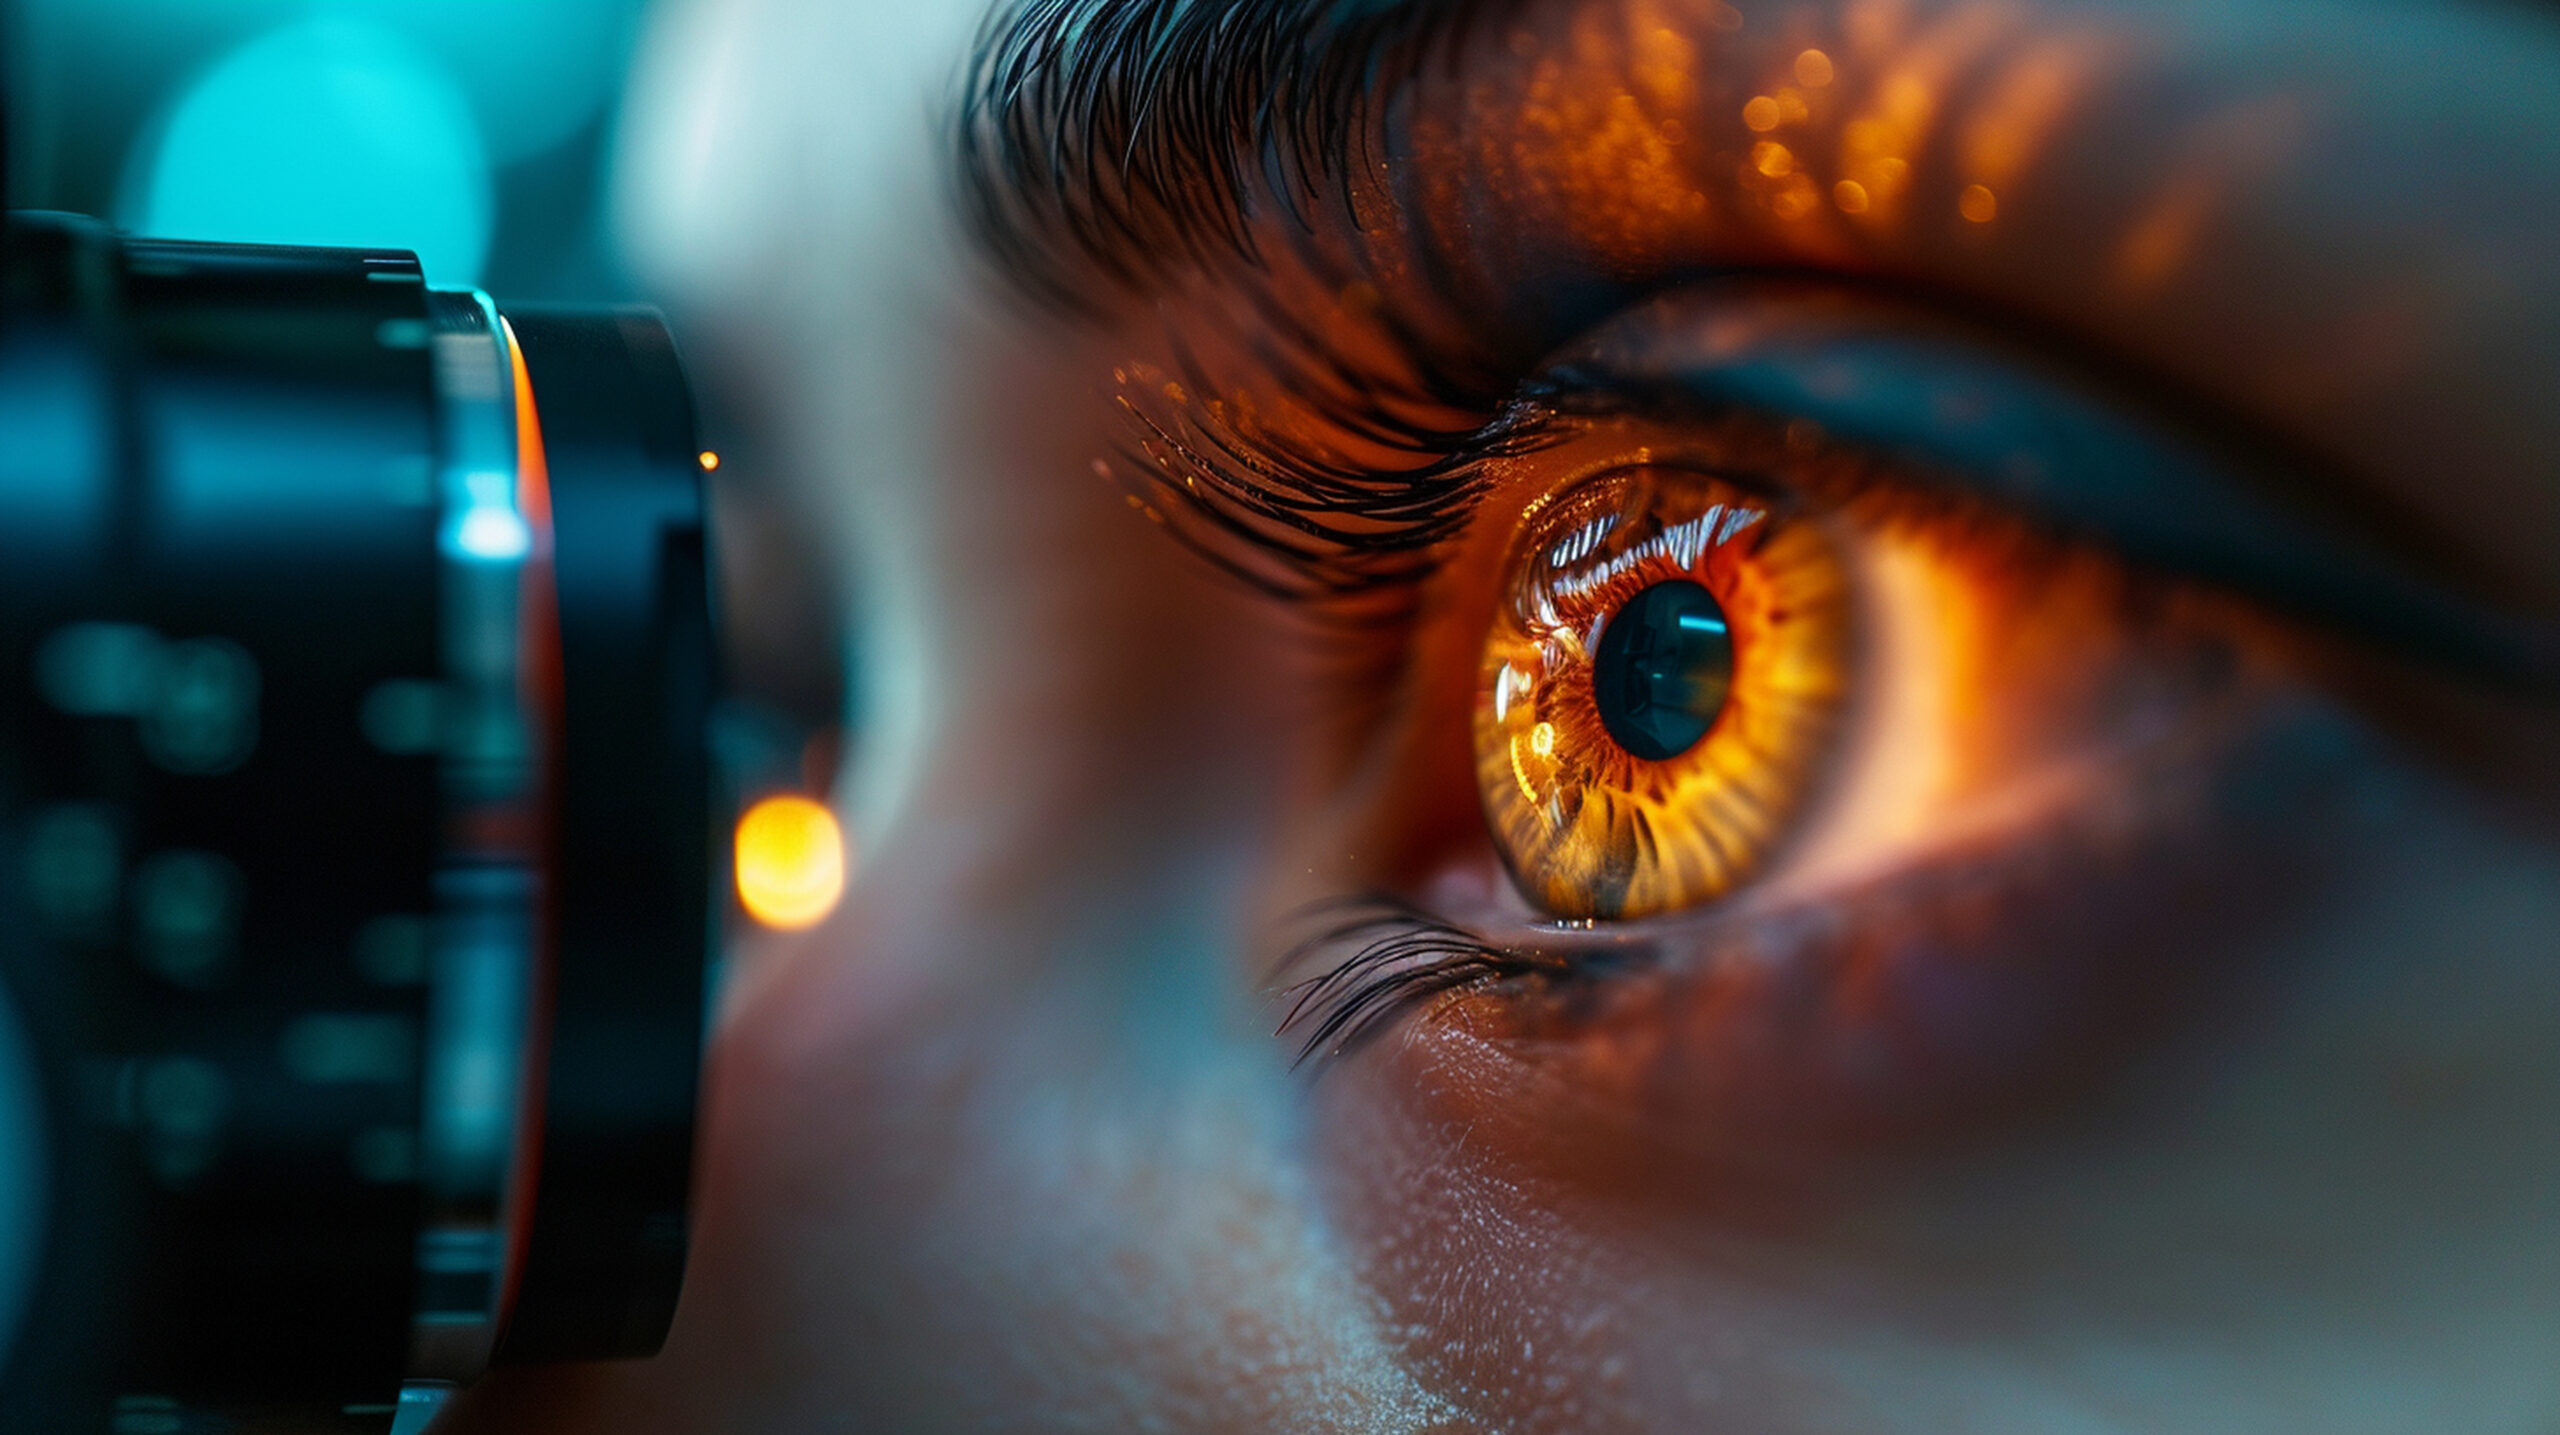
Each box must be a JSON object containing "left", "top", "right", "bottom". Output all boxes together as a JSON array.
[{"left": 0, "top": 209, "right": 720, "bottom": 1432}]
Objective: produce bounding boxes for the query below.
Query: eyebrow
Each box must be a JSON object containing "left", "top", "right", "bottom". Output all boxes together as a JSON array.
[{"left": 957, "top": 0, "right": 1500, "bottom": 312}]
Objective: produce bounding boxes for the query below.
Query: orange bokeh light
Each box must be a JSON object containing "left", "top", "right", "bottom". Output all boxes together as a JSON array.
[{"left": 735, "top": 795, "right": 847, "bottom": 930}]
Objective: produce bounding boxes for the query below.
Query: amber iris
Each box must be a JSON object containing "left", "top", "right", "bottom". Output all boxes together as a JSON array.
[{"left": 1475, "top": 467, "right": 1850, "bottom": 920}]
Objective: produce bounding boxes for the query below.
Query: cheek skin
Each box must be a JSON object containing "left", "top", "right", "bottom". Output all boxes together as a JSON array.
[
  {"left": 1310, "top": 754, "right": 2560, "bottom": 1434},
  {"left": 450, "top": 285, "right": 1466, "bottom": 1432},
  {"left": 1310, "top": 1035, "right": 1873, "bottom": 1435}
]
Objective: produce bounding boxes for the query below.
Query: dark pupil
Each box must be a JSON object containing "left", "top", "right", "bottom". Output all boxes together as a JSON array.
[{"left": 1591, "top": 579, "right": 1735, "bottom": 762}]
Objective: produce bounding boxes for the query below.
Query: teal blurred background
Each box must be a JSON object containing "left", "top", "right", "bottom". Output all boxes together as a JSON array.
[
  {"left": 3, "top": 0, "right": 661, "bottom": 300},
  {"left": 0, "top": 0, "right": 850, "bottom": 776}
]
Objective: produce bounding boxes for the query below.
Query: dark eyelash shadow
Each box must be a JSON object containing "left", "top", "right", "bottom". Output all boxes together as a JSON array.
[{"left": 1270, "top": 894, "right": 1572, "bottom": 1069}]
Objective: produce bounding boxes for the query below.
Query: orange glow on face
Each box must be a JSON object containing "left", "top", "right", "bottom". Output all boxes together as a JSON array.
[
  {"left": 1960, "top": 36, "right": 2098, "bottom": 192},
  {"left": 1504, "top": 0, "right": 1710, "bottom": 261},
  {"left": 735, "top": 795, "right": 848, "bottom": 930}
]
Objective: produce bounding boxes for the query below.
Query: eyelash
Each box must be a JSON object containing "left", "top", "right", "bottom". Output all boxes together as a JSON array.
[
  {"left": 1106, "top": 334, "right": 1550, "bottom": 608},
  {"left": 1273, "top": 896, "right": 1558, "bottom": 1068},
  {"left": 966, "top": 0, "right": 1580, "bottom": 610}
]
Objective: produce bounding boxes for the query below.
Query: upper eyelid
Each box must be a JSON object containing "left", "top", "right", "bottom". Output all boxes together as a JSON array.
[
  {"left": 1533, "top": 279, "right": 2560, "bottom": 693},
  {"left": 1105, "top": 259, "right": 2559, "bottom": 691},
  {"left": 972, "top": 1, "right": 2560, "bottom": 626}
]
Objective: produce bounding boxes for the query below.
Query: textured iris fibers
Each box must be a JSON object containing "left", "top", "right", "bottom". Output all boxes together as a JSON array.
[{"left": 1476, "top": 467, "right": 1849, "bottom": 920}]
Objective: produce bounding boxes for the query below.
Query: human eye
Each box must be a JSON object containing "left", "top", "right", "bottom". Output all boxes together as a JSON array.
[
  {"left": 952, "top": 1, "right": 2559, "bottom": 1166},
  {"left": 1269, "top": 274, "right": 2551, "bottom": 1161}
]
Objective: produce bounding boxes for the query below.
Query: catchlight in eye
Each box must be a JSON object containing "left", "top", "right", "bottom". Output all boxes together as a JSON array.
[{"left": 1475, "top": 467, "right": 1849, "bottom": 921}]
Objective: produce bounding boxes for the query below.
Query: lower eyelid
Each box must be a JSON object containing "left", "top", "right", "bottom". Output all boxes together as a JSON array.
[{"left": 1399, "top": 692, "right": 2399, "bottom": 1184}]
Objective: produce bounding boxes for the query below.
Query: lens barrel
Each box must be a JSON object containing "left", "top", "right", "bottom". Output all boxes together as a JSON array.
[{"left": 0, "top": 213, "right": 716, "bottom": 1432}]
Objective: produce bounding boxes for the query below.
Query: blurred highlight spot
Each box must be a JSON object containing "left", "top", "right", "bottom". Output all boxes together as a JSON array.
[
  {"left": 735, "top": 795, "right": 846, "bottom": 931},
  {"left": 120, "top": 18, "right": 493, "bottom": 283}
]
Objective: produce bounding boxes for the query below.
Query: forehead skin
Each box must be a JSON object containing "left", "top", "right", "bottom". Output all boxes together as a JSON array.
[{"left": 442, "top": 0, "right": 2560, "bottom": 1430}]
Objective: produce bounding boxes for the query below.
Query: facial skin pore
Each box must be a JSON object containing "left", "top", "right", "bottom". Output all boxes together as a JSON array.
[{"left": 447, "top": 1, "right": 2560, "bottom": 1430}]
